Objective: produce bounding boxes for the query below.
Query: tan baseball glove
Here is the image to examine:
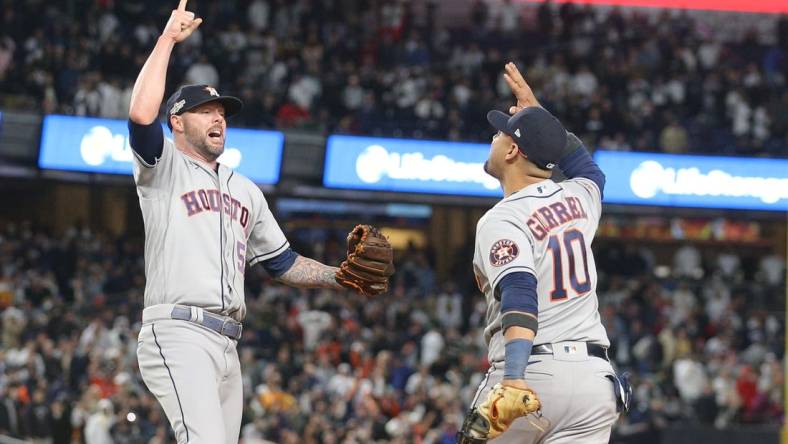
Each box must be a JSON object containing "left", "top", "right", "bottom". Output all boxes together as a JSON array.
[
  {"left": 335, "top": 225, "right": 394, "bottom": 296},
  {"left": 457, "top": 383, "right": 541, "bottom": 443}
]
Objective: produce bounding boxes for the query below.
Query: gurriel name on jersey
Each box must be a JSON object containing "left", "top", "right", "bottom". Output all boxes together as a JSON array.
[{"left": 526, "top": 196, "right": 588, "bottom": 241}]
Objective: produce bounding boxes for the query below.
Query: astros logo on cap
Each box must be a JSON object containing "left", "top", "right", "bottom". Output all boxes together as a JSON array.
[{"left": 171, "top": 99, "right": 186, "bottom": 115}]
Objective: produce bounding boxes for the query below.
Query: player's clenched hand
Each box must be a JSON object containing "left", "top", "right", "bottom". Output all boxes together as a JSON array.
[
  {"left": 162, "top": 0, "right": 203, "bottom": 43},
  {"left": 504, "top": 62, "right": 541, "bottom": 114},
  {"left": 474, "top": 383, "right": 541, "bottom": 440},
  {"left": 501, "top": 378, "right": 530, "bottom": 391}
]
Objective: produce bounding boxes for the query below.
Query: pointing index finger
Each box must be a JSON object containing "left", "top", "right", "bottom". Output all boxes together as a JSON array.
[
  {"left": 503, "top": 73, "right": 517, "bottom": 90},
  {"left": 505, "top": 62, "right": 527, "bottom": 88},
  {"left": 177, "top": 0, "right": 188, "bottom": 12}
]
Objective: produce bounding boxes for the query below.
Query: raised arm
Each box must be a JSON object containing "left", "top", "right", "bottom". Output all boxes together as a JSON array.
[
  {"left": 128, "top": 0, "right": 202, "bottom": 124},
  {"left": 503, "top": 62, "right": 605, "bottom": 196},
  {"left": 556, "top": 136, "right": 605, "bottom": 196},
  {"left": 503, "top": 62, "right": 541, "bottom": 113}
]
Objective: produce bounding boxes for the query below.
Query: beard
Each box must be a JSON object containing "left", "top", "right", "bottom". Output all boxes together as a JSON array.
[
  {"left": 184, "top": 122, "right": 224, "bottom": 160},
  {"left": 483, "top": 159, "right": 498, "bottom": 179}
]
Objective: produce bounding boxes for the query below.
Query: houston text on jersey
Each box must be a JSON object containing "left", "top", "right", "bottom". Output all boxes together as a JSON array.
[{"left": 180, "top": 188, "right": 250, "bottom": 230}]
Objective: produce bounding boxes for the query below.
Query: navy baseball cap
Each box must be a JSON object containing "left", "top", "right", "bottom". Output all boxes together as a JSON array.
[
  {"left": 487, "top": 107, "right": 567, "bottom": 170},
  {"left": 165, "top": 84, "right": 243, "bottom": 129}
]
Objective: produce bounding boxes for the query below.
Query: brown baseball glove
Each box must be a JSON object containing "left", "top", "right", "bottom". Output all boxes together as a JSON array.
[
  {"left": 335, "top": 225, "right": 394, "bottom": 296},
  {"left": 457, "top": 383, "right": 541, "bottom": 443}
]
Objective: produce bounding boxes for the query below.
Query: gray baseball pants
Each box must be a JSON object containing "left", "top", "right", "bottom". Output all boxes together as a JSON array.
[
  {"left": 137, "top": 306, "right": 243, "bottom": 444},
  {"left": 472, "top": 342, "right": 619, "bottom": 444}
]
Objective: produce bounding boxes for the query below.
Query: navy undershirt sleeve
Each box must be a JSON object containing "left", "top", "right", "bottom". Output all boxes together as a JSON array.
[
  {"left": 558, "top": 147, "right": 606, "bottom": 198},
  {"left": 499, "top": 272, "right": 538, "bottom": 380},
  {"left": 498, "top": 272, "right": 538, "bottom": 316},
  {"left": 261, "top": 248, "right": 298, "bottom": 278},
  {"left": 128, "top": 119, "right": 164, "bottom": 166}
]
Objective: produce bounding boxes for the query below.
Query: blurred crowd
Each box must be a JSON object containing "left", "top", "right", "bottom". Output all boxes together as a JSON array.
[
  {"left": 0, "top": 220, "right": 784, "bottom": 443},
  {"left": 595, "top": 242, "right": 785, "bottom": 442},
  {"left": 0, "top": 0, "right": 787, "bottom": 155}
]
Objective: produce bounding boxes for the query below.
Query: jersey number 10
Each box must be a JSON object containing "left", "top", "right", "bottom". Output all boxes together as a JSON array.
[{"left": 547, "top": 229, "right": 591, "bottom": 301}]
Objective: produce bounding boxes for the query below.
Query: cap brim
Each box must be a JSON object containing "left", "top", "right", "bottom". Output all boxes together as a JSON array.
[
  {"left": 486, "top": 110, "right": 511, "bottom": 134},
  {"left": 182, "top": 96, "right": 244, "bottom": 118}
]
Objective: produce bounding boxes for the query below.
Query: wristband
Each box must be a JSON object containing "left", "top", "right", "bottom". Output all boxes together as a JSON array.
[{"left": 504, "top": 338, "right": 533, "bottom": 380}]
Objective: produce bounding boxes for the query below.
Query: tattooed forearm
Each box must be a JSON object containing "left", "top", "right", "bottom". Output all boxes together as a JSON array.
[{"left": 276, "top": 255, "right": 343, "bottom": 290}]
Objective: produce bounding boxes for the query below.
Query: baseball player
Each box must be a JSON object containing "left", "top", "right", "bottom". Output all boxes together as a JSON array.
[
  {"left": 457, "top": 63, "right": 630, "bottom": 444},
  {"left": 127, "top": 2, "right": 393, "bottom": 443}
]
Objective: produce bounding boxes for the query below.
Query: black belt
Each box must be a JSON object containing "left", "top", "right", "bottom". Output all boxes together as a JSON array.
[{"left": 532, "top": 343, "right": 609, "bottom": 361}]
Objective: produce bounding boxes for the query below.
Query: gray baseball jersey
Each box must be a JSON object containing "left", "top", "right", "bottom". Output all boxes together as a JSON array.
[
  {"left": 133, "top": 134, "right": 288, "bottom": 322},
  {"left": 472, "top": 178, "right": 609, "bottom": 363}
]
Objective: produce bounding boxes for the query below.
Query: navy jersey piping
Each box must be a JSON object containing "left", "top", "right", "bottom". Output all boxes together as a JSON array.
[
  {"left": 152, "top": 324, "right": 189, "bottom": 442},
  {"left": 226, "top": 170, "right": 241, "bottom": 317},
  {"left": 249, "top": 240, "right": 289, "bottom": 263},
  {"left": 504, "top": 187, "right": 562, "bottom": 204},
  {"left": 218, "top": 171, "right": 226, "bottom": 312}
]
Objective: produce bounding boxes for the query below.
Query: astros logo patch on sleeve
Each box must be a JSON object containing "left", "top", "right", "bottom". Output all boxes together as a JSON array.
[{"left": 489, "top": 239, "right": 519, "bottom": 267}]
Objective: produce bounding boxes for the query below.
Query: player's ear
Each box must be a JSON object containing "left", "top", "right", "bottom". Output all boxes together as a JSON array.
[
  {"left": 170, "top": 115, "right": 183, "bottom": 132},
  {"left": 505, "top": 142, "right": 521, "bottom": 161}
]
